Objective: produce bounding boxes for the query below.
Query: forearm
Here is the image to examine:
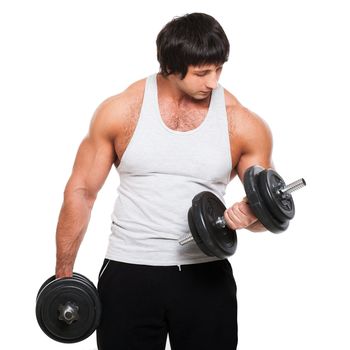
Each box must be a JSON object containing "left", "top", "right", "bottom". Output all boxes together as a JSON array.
[{"left": 55, "top": 189, "right": 95, "bottom": 277}]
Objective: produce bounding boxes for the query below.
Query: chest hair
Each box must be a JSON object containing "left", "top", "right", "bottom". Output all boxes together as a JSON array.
[{"left": 159, "top": 102, "right": 208, "bottom": 131}]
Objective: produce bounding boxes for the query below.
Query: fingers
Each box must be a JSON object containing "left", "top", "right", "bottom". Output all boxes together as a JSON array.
[{"left": 224, "top": 200, "right": 257, "bottom": 230}]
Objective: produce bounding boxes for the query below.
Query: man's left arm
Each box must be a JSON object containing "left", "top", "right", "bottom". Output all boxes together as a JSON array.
[{"left": 224, "top": 110, "right": 274, "bottom": 233}]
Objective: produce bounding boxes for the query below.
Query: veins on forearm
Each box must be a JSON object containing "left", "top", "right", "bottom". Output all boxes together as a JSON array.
[{"left": 55, "top": 192, "right": 92, "bottom": 271}]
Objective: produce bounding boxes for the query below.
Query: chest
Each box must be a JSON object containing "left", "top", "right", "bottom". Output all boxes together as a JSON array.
[
  {"left": 113, "top": 99, "right": 240, "bottom": 180},
  {"left": 158, "top": 102, "right": 208, "bottom": 132}
]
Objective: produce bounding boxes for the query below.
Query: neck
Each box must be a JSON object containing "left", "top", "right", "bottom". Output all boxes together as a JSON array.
[{"left": 156, "top": 73, "right": 210, "bottom": 107}]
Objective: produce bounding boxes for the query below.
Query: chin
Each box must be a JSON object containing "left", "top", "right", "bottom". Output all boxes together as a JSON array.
[{"left": 194, "top": 92, "right": 210, "bottom": 100}]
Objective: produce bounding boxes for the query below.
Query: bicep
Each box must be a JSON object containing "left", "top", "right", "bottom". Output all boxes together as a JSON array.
[
  {"left": 65, "top": 104, "right": 118, "bottom": 198},
  {"left": 236, "top": 115, "right": 274, "bottom": 182}
]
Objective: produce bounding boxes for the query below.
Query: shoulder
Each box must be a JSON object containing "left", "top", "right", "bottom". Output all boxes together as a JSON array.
[
  {"left": 89, "top": 78, "right": 147, "bottom": 139},
  {"left": 223, "top": 88, "right": 273, "bottom": 151}
]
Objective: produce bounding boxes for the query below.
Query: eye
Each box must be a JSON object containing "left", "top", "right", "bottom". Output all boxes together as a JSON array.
[{"left": 195, "top": 72, "right": 207, "bottom": 77}]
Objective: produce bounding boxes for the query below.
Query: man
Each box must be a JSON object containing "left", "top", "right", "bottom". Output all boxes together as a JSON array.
[{"left": 55, "top": 12, "right": 272, "bottom": 350}]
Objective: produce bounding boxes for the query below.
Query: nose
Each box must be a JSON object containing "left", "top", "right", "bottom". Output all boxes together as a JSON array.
[{"left": 205, "top": 73, "right": 218, "bottom": 90}]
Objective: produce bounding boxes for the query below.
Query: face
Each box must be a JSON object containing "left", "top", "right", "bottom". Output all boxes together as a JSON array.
[{"left": 173, "top": 64, "right": 223, "bottom": 100}]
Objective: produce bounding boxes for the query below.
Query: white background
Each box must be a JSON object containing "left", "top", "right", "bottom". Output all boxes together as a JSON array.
[{"left": 1, "top": 0, "right": 349, "bottom": 349}]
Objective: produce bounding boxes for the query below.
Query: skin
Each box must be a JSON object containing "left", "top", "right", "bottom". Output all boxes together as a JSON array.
[{"left": 55, "top": 64, "right": 274, "bottom": 278}]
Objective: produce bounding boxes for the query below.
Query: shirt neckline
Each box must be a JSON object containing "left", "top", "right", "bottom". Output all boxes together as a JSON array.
[{"left": 154, "top": 74, "right": 215, "bottom": 135}]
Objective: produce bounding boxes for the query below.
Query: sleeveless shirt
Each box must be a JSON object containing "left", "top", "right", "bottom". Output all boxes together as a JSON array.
[{"left": 106, "top": 74, "right": 232, "bottom": 265}]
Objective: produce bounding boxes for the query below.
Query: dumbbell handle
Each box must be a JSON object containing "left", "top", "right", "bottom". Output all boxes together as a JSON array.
[
  {"left": 216, "top": 177, "right": 306, "bottom": 227},
  {"left": 215, "top": 177, "right": 306, "bottom": 228},
  {"left": 278, "top": 178, "right": 306, "bottom": 195},
  {"left": 179, "top": 178, "right": 306, "bottom": 246}
]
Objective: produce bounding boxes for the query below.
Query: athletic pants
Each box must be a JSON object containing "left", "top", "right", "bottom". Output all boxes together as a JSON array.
[{"left": 97, "top": 259, "right": 238, "bottom": 349}]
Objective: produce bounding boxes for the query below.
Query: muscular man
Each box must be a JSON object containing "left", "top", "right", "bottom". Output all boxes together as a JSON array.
[{"left": 55, "top": 13, "right": 273, "bottom": 350}]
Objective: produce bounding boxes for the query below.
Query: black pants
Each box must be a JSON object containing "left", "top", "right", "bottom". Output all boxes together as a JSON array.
[{"left": 97, "top": 259, "right": 237, "bottom": 350}]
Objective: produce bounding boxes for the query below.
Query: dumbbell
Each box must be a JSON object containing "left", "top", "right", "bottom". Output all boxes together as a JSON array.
[
  {"left": 178, "top": 165, "right": 306, "bottom": 258},
  {"left": 36, "top": 273, "right": 101, "bottom": 343}
]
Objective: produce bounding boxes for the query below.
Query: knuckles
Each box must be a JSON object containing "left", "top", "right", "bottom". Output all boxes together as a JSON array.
[{"left": 224, "top": 201, "right": 258, "bottom": 230}]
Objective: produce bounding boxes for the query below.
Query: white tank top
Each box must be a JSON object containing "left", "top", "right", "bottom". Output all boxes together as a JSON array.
[{"left": 106, "top": 73, "right": 232, "bottom": 266}]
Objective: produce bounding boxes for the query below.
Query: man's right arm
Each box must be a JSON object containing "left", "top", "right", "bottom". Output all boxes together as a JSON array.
[{"left": 55, "top": 98, "right": 120, "bottom": 278}]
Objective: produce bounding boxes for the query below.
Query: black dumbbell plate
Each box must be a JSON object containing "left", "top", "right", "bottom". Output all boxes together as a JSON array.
[
  {"left": 190, "top": 191, "right": 237, "bottom": 258},
  {"left": 258, "top": 169, "right": 295, "bottom": 221},
  {"left": 36, "top": 276, "right": 101, "bottom": 343},
  {"left": 244, "top": 166, "right": 289, "bottom": 233}
]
